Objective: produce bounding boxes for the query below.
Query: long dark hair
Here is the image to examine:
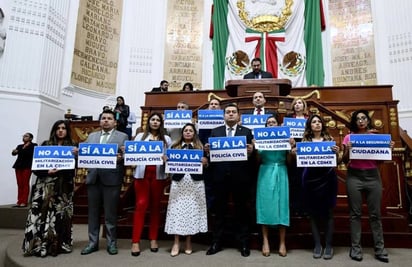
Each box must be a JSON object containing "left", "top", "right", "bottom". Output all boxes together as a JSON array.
[
  {"left": 115, "top": 96, "right": 126, "bottom": 107},
  {"left": 302, "top": 114, "right": 333, "bottom": 141},
  {"left": 172, "top": 123, "right": 203, "bottom": 149},
  {"left": 349, "top": 110, "right": 371, "bottom": 133},
  {"left": 46, "top": 120, "right": 75, "bottom": 146},
  {"left": 141, "top": 112, "right": 167, "bottom": 142}
]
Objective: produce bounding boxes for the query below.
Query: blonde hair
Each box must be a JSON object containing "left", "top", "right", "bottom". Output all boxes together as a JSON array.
[{"left": 291, "top": 97, "right": 307, "bottom": 114}]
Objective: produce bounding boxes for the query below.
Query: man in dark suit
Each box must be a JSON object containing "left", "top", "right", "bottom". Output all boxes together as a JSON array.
[
  {"left": 151, "top": 80, "right": 169, "bottom": 92},
  {"left": 243, "top": 57, "right": 273, "bottom": 79},
  {"left": 243, "top": 91, "right": 277, "bottom": 116},
  {"left": 81, "top": 109, "right": 128, "bottom": 256},
  {"left": 205, "top": 103, "right": 254, "bottom": 257}
]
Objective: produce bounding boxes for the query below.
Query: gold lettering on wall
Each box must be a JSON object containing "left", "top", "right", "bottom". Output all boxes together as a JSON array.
[
  {"left": 71, "top": 0, "right": 123, "bottom": 93},
  {"left": 329, "top": 0, "right": 377, "bottom": 86},
  {"left": 164, "top": 0, "right": 204, "bottom": 91}
]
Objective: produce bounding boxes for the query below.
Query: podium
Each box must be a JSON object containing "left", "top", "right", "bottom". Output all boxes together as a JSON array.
[{"left": 225, "top": 78, "right": 292, "bottom": 97}]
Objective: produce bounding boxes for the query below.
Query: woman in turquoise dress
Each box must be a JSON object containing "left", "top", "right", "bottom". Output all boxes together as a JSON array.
[{"left": 256, "top": 115, "right": 294, "bottom": 257}]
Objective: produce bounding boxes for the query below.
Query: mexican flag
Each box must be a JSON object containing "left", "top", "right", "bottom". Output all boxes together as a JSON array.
[{"left": 211, "top": 0, "right": 324, "bottom": 89}]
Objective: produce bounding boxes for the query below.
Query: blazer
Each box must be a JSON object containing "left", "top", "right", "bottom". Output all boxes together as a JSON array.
[
  {"left": 133, "top": 132, "right": 172, "bottom": 180},
  {"left": 243, "top": 70, "right": 273, "bottom": 79},
  {"left": 84, "top": 130, "right": 128, "bottom": 186},
  {"left": 151, "top": 87, "right": 167, "bottom": 92}
]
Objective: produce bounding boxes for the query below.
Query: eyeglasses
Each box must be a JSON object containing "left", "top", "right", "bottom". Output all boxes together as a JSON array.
[{"left": 357, "top": 116, "right": 368, "bottom": 122}]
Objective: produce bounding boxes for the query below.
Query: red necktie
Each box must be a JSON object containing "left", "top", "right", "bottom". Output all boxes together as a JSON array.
[{"left": 257, "top": 108, "right": 262, "bottom": 115}]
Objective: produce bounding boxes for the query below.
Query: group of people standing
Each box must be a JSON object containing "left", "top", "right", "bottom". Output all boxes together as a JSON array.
[{"left": 13, "top": 90, "right": 391, "bottom": 264}]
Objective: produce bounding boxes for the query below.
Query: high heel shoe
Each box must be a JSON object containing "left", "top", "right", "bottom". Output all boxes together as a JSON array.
[
  {"left": 131, "top": 251, "right": 140, "bottom": 257},
  {"left": 131, "top": 243, "right": 140, "bottom": 257},
  {"left": 278, "top": 245, "right": 287, "bottom": 257},
  {"left": 150, "top": 240, "right": 159, "bottom": 253},
  {"left": 262, "top": 245, "right": 270, "bottom": 257},
  {"left": 278, "top": 249, "right": 287, "bottom": 257},
  {"left": 170, "top": 244, "right": 180, "bottom": 257}
]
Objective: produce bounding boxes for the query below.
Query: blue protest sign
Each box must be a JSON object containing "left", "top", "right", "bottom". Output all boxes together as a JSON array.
[
  {"left": 349, "top": 134, "right": 392, "bottom": 160},
  {"left": 78, "top": 143, "right": 118, "bottom": 168},
  {"left": 208, "top": 136, "right": 248, "bottom": 162},
  {"left": 296, "top": 141, "right": 337, "bottom": 167},
  {"left": 241, "top": 114, "right": 270, "bottom": 129},
  {"left": 32, "top": 146, "right": 75, "bottom": 170},
  {"left": 164, "top": 110, "right": 193, "bottom": 128},
  {"left": 254, "top": 126, "right": 291, "bottom": 150},
  {"left": 197, "top": 109, "right": 224, "bottom": 129},
  {"left": 124, "top": 141, "right": 164, "bottom": 166},
  {"left": 283, "top": 117, "right": 306, "bottom": 138},
  {"left": 165, "top": 149, "right": 203, "bottom": 174}
]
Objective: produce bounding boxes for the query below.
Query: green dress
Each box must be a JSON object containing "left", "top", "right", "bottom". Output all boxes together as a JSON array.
[{"left": 256, "top": 150, "right": 290, "bottom": 226}]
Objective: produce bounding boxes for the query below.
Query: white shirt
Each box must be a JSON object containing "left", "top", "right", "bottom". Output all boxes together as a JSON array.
[
  {"left": 100, "top": 129, "right": 114, "bottom": 143},
  {"left": 226, "top": 125, "right": 237, "bottom": 137}
]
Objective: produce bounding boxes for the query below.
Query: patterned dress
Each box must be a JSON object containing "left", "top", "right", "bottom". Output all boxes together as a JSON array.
[
  {"left": 164, "top": 173, "right": 208, "bottom": 235},
  {"left": 22, "top": 142, "right": 75, "bottom": 257},
  {"left": 256, "top": 150, "right": 290, "bottom": 226}
]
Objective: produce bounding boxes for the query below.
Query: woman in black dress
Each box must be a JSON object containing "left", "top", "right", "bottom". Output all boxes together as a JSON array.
[{"left": 22, "top": 120, "right": 77, "bottom": 257}]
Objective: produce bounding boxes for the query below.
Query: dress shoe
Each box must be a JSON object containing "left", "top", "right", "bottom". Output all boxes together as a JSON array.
[
  {"left": 206, "top": 243, "right": 222, "bottom": 255},
  {"left": 184, "top": 249, "right": 192, "bottom": 255},
  {"left": 131, "top": 243, "right": 140, "bottom": 256},
  {"left": 349, "top": 248, "right": 363, "bottom": 262},
  {"left": 150, "top": 240, "right": 159, "bottom": 253},
  {"left": 375, "top": 254, "right": 389, "bottom": 263},
  {"left": 262, "top": 251, "right": 270, "bottom": 257},
  {"left": 107, "top": 244, "right": 118, "bottom": 255},
  {"left": 323, "top": 247, "right": 333, "bottom": 260},
  {"left": 313, "top": 246, "right": 323, "bottom": 259},
  {"left": 278, "top": 250, "right": 287, "bottom": 257},
  {"left": 81, "top": 245, "right": 98, "bottom": 255},
  {"left": 170, "top": 244, "right": 180, "bottom": 257},
  {"left": 240, "top": 246, "right": 250, "bottom": 257},
  {"left": 350, "top": 254, "right": 363, "bottom": 261},
  {"left": 278, "top": 244, "right": 287, "bottom": 257},
  {"left": 131, "top": 251, "right": 140, "bottom": 257},
  {"left": 262, "top": 244, "right": 270, "bottom": 257}
]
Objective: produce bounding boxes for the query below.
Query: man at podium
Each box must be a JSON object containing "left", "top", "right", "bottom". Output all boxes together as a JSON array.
[{"left": 243, "top": 58, "right": 273, "bottom": 79}]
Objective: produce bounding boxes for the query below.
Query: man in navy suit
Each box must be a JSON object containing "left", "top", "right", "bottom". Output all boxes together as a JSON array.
[
  {"left": 81, "top": 109, "right": 128, "bottom": 256},
  {"left": 205, "top": 103, "right": 254, "bottom": 257},
  {"left": 243, "top": 57, "right": 273, "bottom": 79}
]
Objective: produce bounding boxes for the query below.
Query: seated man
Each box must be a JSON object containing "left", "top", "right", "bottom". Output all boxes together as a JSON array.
[{"left": 151, "top": 80, "right": 169, "bottom": 92}]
